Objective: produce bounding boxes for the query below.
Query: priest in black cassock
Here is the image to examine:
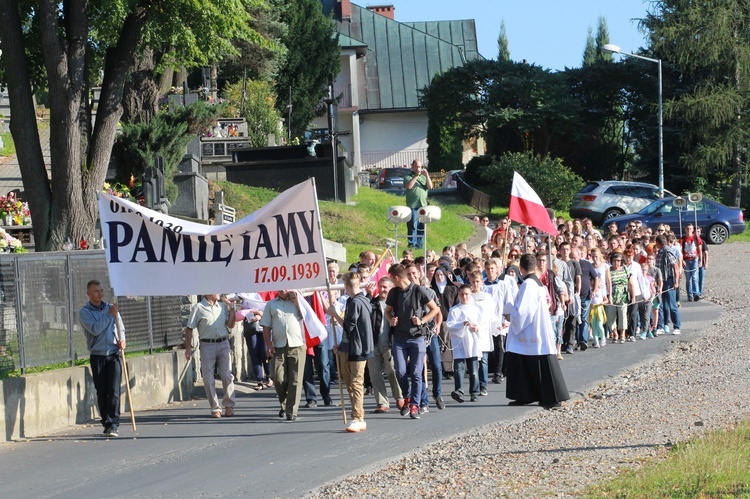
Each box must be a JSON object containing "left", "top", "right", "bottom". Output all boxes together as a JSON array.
[{"left": 505, "top": 253, "right": 570, "bottom": 409}]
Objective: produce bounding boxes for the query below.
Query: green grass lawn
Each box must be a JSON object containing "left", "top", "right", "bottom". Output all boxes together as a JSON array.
[
  {"left": 217, "top": 181, "right": 478, "bottom": 262},
  {"left": 585, "top": 420, "right": 750, "bottom": 497}
]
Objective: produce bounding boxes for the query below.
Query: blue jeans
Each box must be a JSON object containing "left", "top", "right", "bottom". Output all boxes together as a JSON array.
[
  {"left": 303, "top": 344, "right": 331, "bottom": 404},
  {"left": 697, "top": 266, "right": 705, "bottom": 297},
  {"left": 477, "top": 351, "right": 489, "bottom": 390},
  {"left": 453, "top": 357, "right": 478, "bottom": 395},
  {"left": 551, "top": 314, "right": 564, "bottom": 344},
  {"left": 577, "top": 298, "right": 591, "bottom": 345},
  {"left": 407, "top": 208, "right": 425, "bottom": 248},
  {"left": 659, "top": 277, "right": 681, "bottom": 330},
  {"left": 392, "top": 336, "right": 426, "bottom": 407},
  {"left": 684, "top": 259, "right": 699, "bottom": 298},
  {"left": 420, "top": 334, "right": 443, "bottom": 406}
]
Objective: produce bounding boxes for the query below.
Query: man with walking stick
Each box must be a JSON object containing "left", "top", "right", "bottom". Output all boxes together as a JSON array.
[{"left": 80, "top": 280, "right": 126, "bottom": 437}]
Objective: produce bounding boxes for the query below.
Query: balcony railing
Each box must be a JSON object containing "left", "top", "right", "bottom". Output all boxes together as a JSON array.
[
  {"left": 361, "top": 149, "right": 428, "bottom": 170},
  {"left": 334, "top": 84, "right": 352, "bottom": 108}
]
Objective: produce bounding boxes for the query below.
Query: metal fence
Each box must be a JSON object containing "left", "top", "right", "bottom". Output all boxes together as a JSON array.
[
  {"left": 0, "top": 250, "right": 184, "bottom": 375},
  {"left": 457, "top": 174, "right": 493, "bottom": 213}
]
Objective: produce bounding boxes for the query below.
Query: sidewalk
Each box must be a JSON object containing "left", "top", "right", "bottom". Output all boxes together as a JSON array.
[{"left": 0, "top": 123, "right": 51, "bottom": 195}]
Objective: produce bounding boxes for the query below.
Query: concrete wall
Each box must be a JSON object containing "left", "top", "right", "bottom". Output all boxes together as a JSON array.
[
  {"left": 0, "top": 351, "right": 195, "bottom": 442},
  {"left": 360, "top": 110, "right": 428, "bottom": 156}
]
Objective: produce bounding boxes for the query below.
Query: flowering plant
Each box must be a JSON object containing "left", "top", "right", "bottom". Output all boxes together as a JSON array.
[
  {"left": 103, "top": 181, "right": 134, "bottom": 201},
  {"left": 0, "top": 228, "right": 27, "bottom": 253},
  {"left": 0, "top": 192, "right": 22, "bottom": 218}
]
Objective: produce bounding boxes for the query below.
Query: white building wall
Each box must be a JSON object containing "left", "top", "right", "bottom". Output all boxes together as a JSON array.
[{"left": 359, "top": 110, "right": 428, "bottom": 169}]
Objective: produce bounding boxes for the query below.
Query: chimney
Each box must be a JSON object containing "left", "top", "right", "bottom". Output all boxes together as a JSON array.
[
  {"left": 366, "top": 4, "right": 395, "bottom": 20},
  {"left": 339, "top": 0, "right": 351, "bottom": 21}
]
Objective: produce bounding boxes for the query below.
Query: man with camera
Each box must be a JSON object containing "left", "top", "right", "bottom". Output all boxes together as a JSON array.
[
  {"left": 404, "top": 159, "right": 433, "bottom": 249},
  {"left": 261, "top": 290, "right": 306, "bottom": 421}
]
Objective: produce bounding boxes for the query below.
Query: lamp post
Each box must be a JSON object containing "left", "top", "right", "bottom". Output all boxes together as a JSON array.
[{"left": 602, "top": 43, "right": 664, "bottom": 198}]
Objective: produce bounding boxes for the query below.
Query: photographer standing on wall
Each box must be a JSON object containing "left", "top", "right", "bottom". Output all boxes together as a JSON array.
[{"left": 404, "top": 159, "right": 433, "bottom": 249}]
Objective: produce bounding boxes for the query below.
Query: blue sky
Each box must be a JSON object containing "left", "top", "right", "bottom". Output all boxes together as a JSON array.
[{"left": 389, "top": 0, "right": 651, "bottom": 71}]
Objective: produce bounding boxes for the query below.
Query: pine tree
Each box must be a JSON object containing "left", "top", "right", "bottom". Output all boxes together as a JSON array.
[
  {"left": 497, "top": 21, "right": 510, "bottom": 62},
  {"left": 595, "top": 16, "right": 614, "bottom": 63},
  {"left": 582, "top": 27, "right": 596, "bottom": 67}
]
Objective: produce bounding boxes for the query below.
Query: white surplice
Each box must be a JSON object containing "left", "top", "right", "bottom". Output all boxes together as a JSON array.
[{"left": 506, "top": 274, "right": 556, "bottom": 356}]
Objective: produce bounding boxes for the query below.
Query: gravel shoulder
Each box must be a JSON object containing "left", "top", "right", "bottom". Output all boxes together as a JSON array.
[{"left": 307, "top": 242, "right": 750, "bottom": 498}]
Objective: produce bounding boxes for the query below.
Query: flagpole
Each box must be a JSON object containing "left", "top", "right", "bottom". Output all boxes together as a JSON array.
[
  {"left": 310, "top": 178, "right": 348, "bottom": 424},
  {"left": 109, "top": 290, "right": 136, "bottom": 432}
]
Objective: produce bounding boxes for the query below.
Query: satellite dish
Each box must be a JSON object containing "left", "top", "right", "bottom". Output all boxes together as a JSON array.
[
  {"left": 688, "top": 192, "right": 703, "bottom": 204},
  {"left": 417, "top": 206, "right": 442, "bottom": 224},
  {"left": 673, "top": 197, "right": 687, "bottom": 208},
  {"left": 387, "top": 206, "right": 411, "bottom": 224}
]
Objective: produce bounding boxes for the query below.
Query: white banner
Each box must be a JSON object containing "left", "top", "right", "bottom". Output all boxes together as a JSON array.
[{"left": 98, "top": 179, "right": 327, "bottom": 296}]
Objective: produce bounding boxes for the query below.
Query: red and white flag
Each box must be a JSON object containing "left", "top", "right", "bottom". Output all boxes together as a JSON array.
[{"left": 508, "top": 172, "right": 558, "bottom": 236}]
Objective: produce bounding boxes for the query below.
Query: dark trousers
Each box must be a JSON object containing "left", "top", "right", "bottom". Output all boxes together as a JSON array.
[
  {"left": 303, "top": 344, "right": 331, "bottom": 404},
  {"left": 489, "top": 334, "right": 506, "bottom": 376},
  {"left": 244, "top": 332, "right": 270, "bottom": 382},
  {"left": 90, "top": 353, "right": 122, "bottom": 430}
]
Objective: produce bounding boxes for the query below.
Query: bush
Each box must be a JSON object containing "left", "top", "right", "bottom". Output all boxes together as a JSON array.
[{"left": 468, "top": 152, "right": 584, "bottom": 212}]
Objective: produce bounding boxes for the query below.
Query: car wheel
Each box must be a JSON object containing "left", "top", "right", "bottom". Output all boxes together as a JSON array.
[
  {"left": 602, "top": 208, "right": 624, "bottom": 221},
  {"left": 706, "top": 223, "right": 729, "bottom": 244}
]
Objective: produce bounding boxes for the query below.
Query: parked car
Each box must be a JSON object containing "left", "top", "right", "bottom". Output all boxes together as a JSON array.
[
  {"left": 441, "top": 169, "right": 464, "bottom": 189},
  {"left": 606, "top": 197, "right": 745, "bottom": 244},
  {"left": 376, "top": 167, "right": 411, "bottom": 191},
  {"left": 570, "top": 180, "right": 675, "bottom": 225}
]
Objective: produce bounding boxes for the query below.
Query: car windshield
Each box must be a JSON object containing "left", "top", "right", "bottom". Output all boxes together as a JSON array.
[{"left": 638, "top": 199, "right": 667, "bottom": 215}]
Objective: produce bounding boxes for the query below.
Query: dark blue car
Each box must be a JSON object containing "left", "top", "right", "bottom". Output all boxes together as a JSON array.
[{"left": 605, "top": 197, "right": 745, "bottom": 244}]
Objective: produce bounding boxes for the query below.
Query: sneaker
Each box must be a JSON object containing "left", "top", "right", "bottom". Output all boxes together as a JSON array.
[
  {"left": 627, "top": 336, "right": 635, "bottom": 342},
  {"left": 409, "top": 405, "right": 420, "bottom": 419},
  {"left": 579, "top": 342, "right": 588, "bottom": 351},
  {"left": 592, "top": 341, "right": 600, "bottom": 348},
  {"left": 106, "top": 427, "right": 118, "bottom": 437},
  {"left": 646, "top": 331, "right": 655, "bottom": 339},
  {"left": 419, "top": 405, "right": 429, "bottom": 414},
  {"left": 491, "top": 374, "right": 501, "bottom": 384},
  {"left": 639, "top": 332, "right": 647, "bottom": 340},
  {"left": 345, "top": 419, "right": 367, "bottom": 433},
  {"left": 565, "top": 345, "right": 574, "bottom": 354},
  {"left": 451, "top": 390, "right": 465, "bottom": 403},
  {"left": 479, "top": 388, "right": 488, "bottom": 396},
  {"left": 102, "top": 427, "right": 110, "bottom": 435},
  {"left": 600, "top": 339, "right": 606, "bottom": 347},
  {"left": 672, "top": 328, "right": 681, "bottom": 335},
  {"left": 400, "top": 398, "right": 411, "bottom": 416},
  {"left": 278, "top": 409, "right": 286, "bottom": 418},
  {"left": 286, "top": 413, "right": 297, "bottom": 421},
  {"left": 470, "top": 394, "right": 477, "bottom": 402},
  {"left": 435, "top": 395, "right": 445, "bottom": 410},
  {"left": 693, "top": 296, "right": 701, "bottom": 301},
  {"left": 305, "top": 400, "right": 318, "bottom": 408},
  {"left": 656, "top": 328, "right": 664, "bottom": 336}
]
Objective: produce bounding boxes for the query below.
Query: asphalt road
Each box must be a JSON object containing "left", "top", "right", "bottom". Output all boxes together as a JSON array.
[{"left": 0, "top": 300, "right": 721, "bottom": 498}]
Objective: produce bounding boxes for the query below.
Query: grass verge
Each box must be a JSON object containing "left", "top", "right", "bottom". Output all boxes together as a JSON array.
[
  {"left": 0, "top": 131, "right": 15, "bottom": 157},
  {"left": 584, "top": 420, "right": 750, "bottom": 497},
  {"left": 216, "top": 181, "right": 478, "bottom": 262}
]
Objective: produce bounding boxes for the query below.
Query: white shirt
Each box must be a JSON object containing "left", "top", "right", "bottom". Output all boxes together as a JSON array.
[
  {"left": 445, "top": 302, "right": 483, "bottom": 359},
  {"left": 506, "top": 275, "right": 557, "bottom": 356}
]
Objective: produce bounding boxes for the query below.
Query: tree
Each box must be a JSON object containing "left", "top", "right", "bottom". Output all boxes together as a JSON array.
[
  {"left": 582, "top": 28, "right": 597, "bottom": 67},
  {"left": 0, "top": 0, "right": 266, "bottom": 250},
  {"left": 595, "top": 16, "right": 614, "bottom": 64},
  {"left": 642, "top": 0, "right": 750, "bottom": 206},
  {"left": 275, "top": 0, "right": 340, "bottom": 139},
  {"left": 223, "top": 80, "right": 282, "bottom": 148},
  {"left": 497, "top": 21, "right": 510, "bottom": 62}
]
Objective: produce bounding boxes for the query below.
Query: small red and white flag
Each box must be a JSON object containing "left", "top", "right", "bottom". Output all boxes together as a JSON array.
[{"left": 508, "top": 171, "right": 558, "bottom": 236}]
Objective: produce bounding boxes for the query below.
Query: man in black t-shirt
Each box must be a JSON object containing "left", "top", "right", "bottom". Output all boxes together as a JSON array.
[{"left": 385, "top": 264, "right": 439, "bottom": 420}]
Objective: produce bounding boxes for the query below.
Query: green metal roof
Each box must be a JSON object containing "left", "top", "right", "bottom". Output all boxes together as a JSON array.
[{"left": 334, "top": 3, "right": 483, "bottom": 111}]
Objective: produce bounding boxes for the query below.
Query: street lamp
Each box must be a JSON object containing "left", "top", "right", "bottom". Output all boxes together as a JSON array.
[{"left": 601, "top": 43, "right": 664, "bottom": 198}]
